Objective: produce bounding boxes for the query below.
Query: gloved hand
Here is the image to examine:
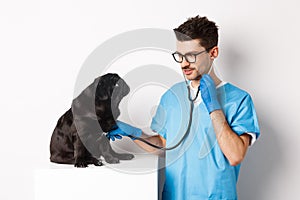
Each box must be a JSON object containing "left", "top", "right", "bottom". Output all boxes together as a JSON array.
[
  {"left": 200, "top": 74, "right": 221, "bottom": 114},
  {"left": 106, "top": 120, "right": 142, "bottom": 141},
  {"left": 106, "top": 133, "right": 122, "bottom": 141}
]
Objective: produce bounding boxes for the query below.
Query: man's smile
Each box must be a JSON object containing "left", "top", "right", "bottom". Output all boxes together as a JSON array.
[{"left": 182, "top": 68, "right": 195, "bottom": 75}]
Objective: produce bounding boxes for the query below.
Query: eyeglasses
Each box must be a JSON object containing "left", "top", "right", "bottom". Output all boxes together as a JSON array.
[{"left": 172, "top": 50, "right": 207, "bottom": 63}]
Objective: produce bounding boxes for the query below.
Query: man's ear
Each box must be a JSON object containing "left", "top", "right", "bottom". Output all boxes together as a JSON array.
[{"left": 209, "top": 46, "right": 219, "bottom": 59}]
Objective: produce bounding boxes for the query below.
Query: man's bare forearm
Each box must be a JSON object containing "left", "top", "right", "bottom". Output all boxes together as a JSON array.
[
  {"left": 133, "top": 133, "right": 166, "bottom": 155},
  {"left": 210, "top": 110, "right": 250, "bottom": 166}
]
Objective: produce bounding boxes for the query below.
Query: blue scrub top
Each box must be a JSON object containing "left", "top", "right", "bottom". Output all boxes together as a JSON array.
[{"left": 151, "top": 82, "right": 260, "bottom": 200}]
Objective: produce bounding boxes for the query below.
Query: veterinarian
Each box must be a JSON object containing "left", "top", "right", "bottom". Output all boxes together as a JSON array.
[{"left": 107, "top": 16, "right": 260, "bottom": 200}]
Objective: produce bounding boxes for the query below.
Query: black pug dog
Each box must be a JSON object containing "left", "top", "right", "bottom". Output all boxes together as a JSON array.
[{"left": 50, "top": 73, "right": 134, "bottom": 167}]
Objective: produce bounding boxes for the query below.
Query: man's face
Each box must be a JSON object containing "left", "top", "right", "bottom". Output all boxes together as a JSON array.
[{"left": 176, "top": 39, "right": 211, "bottom": 81}]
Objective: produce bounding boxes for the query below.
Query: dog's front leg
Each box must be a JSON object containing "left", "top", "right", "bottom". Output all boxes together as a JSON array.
[
  {"left": 98, "top": 135, "right": 120, "bottom": 164},
  {"left": 73, "top": 134, "right": 89, "bottom": 168}
]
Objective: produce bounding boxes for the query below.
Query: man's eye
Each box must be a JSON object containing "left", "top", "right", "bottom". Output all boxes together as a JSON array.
[{"left": 185, "top": 54, "right": 194, "bottom": 59}]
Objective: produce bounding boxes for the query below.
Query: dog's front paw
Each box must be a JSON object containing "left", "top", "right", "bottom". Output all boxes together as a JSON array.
[
  {"left": 118, "top": 153, "right": 134, "bottom": 160},
  {"left": 105, "top": 156, "right": 120, "bottom": 164},
  {"left": 94, "top": 160, "right": 104, "bottom": 166},
  {"left": 87, "top": 157, "right": 104, "bottom": 167},
  {"left": 75, "top": 158, "right": 88, "bottom": 168}
]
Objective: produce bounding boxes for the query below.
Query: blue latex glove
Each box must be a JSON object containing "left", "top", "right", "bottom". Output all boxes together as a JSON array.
[
  {"left": 200, "top": 74, "right": 221, "bottom": 114},
  {"left": 106, "top": 121, "right": 142, "bottom": 141},
  {"left": 106, "top": 133, "right": 122, "bottom": 141}
]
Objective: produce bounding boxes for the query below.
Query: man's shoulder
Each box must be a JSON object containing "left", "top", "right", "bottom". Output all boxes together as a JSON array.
[
  {"left": 165, "top": 81, "right": 186, "bottom": 94},
  {"left": 170, "top": 81, "right": 186, "bottom": 89},
  {"left": 222, "top": 82, "right": 250, "bottom": 96},
  {"left": 160, "top": 81, "right": 186, "bottom": 101}
]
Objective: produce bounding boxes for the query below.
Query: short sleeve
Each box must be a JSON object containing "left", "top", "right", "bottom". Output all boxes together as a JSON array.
[
  {"left": 230, "top": 94, "right": 260, "bottom": 139},
  {"left": 246, "top": 132, "right": 257, "bottom": 146},
  {"left": 150, "top": 95, "right": 168, "bottom": 139}
]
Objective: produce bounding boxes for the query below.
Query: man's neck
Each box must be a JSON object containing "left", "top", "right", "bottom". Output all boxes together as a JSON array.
[{"left": 191, "top": 80, "right": 200, "bottom": 88}]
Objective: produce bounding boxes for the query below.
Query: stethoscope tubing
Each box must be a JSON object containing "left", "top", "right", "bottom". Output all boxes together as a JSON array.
[{"left": 129, "top": 64, "right": 213, "bottom": 150}]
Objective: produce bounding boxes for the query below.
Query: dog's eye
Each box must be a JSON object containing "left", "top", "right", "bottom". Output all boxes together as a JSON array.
[{"left": 115, "top": 83, "right": 119, "bottom": 87}]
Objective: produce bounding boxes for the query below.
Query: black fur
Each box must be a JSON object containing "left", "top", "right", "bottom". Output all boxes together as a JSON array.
[{"left": 50, "top": 73, "right": 134, "bottom": 167}]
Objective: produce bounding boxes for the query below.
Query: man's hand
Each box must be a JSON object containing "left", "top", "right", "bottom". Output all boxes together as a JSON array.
[
  {"left": 106, "top": 121, "right": 142, "bottom": 141},
  {"left": 200, "top": 74, "right": 221, "bottom": 113}
]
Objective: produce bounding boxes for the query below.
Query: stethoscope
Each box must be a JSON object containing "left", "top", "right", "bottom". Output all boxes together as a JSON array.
[{"left": 128, "top": 64, "right": 214, "bottom": 150}]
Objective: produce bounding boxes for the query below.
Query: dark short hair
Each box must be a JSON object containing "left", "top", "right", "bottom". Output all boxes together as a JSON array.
[{"left": 174, "top": 16, "right": 218, "bottom": 52}]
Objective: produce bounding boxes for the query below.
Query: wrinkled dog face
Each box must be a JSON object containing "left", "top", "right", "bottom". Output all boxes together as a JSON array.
[{"left": 94, "top": 73, "right": 130, "bottom": 120}]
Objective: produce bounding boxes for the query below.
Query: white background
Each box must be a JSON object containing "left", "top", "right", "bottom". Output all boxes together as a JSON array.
[{"left": 1, "top": 0, "right": 300, "bottom": 199}]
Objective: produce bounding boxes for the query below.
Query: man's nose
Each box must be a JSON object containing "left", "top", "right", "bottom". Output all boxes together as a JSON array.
[{"left": 181, "top": 57, "right": 190, "bottom": 68}]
